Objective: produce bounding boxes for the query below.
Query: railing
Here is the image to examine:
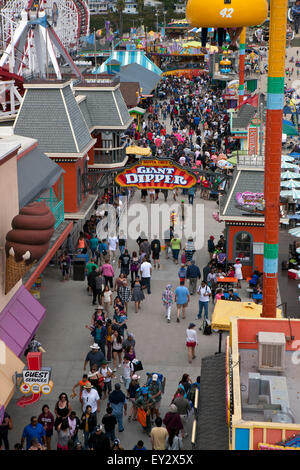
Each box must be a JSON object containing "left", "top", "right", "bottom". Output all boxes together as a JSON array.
[
  {"left": 237, "top": 154, "right": 265, "bottom": 167},
  {"left": 37, "top": 197, "right": 64, "bottom": 230}
]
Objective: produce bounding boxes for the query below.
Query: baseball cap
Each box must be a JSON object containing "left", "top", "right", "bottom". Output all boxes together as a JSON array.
[
  {"left": 152, "top": 374, "right": 158, "bottom": 381},
  {"left": 95, "top": 425, "right": 103, "bottom": 432}
]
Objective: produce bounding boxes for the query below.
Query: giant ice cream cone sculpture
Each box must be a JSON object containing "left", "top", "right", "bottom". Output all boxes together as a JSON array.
[{"left": 5, "top": 202, "right": 55, "bottom": 294}]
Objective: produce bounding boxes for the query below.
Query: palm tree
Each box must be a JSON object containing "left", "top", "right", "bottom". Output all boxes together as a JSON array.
[{"left": 116, "top": 0, "right": 125, "bottom": 37}]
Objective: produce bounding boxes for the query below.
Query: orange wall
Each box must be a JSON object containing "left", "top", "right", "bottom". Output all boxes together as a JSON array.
[
  {"left": 54, "top": 157, "right": 88, "bottom": 214},
  {"left": 237, "top": 318, "right": 300, "bottom": 351},
  {"left": 227, "top": 224, "right": 264, "bottom": 277},
  {"left": 253, "top": 428, "right": 264, "bottom": 449}
]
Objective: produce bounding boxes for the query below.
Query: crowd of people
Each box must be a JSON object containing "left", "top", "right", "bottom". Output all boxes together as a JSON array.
[{"left": 2, "top": 69, "right": 259, "bottom": 453}]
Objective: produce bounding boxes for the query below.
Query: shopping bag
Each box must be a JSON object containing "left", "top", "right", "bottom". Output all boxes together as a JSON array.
[{"left": 137, "top": 407, "right": 147, "bottom": 428}]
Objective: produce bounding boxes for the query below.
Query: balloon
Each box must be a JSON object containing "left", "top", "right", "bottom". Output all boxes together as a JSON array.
[{"left": 96, "top": 29, "right": 102, "bottom": 38}]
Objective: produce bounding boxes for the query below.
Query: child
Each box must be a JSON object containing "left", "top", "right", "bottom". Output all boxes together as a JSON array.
[
  {"left": 227, "top": 265, "right": 235, "bottom": 278},
  {"left": 103, "top": 285, "right": 112, "bottom": 315},
  {"left": 178, "top": 264, "right": 187, "bottom": 284}
]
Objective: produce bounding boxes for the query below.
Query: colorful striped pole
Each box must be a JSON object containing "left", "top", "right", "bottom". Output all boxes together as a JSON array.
[
  {"left": 262, "top": 0, "right": 288, "bottom": 318},
  {"left": 238, "top": 27, "right": 246, "bottom": 107}
]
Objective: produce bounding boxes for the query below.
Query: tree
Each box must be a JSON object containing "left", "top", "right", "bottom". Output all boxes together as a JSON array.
[{"left": 116, "top": 0, "right": 125, "bottom": 37}]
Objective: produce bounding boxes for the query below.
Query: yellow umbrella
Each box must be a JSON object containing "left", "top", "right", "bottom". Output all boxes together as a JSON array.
[
  {"left": 220, "top": 59, "right": 231, "bottom": 66},
  {"left": 126, "top": 146, "right": 151, "bottom": 156}
]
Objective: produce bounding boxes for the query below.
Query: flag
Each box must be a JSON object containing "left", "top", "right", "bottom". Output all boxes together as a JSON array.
[
  {"left": 82, "top": 33, "right": 95, "bottom": 45},
  {"left": 237, "top": 94, "right": 259, "bottom": 109},
  {"left": 29, "top": 15, "right": 48, "bottom": 28}
]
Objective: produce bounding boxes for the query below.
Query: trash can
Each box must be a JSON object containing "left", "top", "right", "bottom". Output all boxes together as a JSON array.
[{"left": 73, "top": 260, "right": 86, "bottom": 281}]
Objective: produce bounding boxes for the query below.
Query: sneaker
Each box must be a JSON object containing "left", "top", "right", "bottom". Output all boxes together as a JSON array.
[
  {"left": 118, "top": 364, "right": 122, "bottom": 368},
  {"left": 113, "top": 368, "right": 117, "bottom": 372},
  {"left": 168, "top": 319, "right": 171, "bottom": 323},
  {"left": 177, "top": 318, "right": 180, "bottom": 323},
  {"left": 120, "top": 377, "right": 123, "bottom": 383}
]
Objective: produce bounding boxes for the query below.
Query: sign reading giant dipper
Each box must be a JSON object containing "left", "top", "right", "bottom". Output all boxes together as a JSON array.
[{"left": 115, "top": 159, "right": 197, "bottom": 190}]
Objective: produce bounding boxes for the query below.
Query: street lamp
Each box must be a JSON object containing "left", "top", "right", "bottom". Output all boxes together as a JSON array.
[{"left": 163, "top": 10, "right": 167, "bottom": 29}]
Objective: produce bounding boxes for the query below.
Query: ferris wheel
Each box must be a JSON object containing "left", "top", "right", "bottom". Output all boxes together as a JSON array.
[{"left": 0, "top": 0, "right": 90, "bottom": 53}]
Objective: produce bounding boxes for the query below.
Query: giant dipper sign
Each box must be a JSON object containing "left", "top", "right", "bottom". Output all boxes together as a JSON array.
[{"left": 115, "top": 159, "right": 197, "bottom": 190}]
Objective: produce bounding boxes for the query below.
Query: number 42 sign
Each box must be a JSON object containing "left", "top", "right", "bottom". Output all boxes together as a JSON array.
[{"left": 220, "top": 7, "right": 234, "bottom": 18}]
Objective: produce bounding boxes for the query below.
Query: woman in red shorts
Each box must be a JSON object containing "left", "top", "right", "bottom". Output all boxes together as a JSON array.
[{"left": 186, "top": 323, "right": 198, "bottom": 364}]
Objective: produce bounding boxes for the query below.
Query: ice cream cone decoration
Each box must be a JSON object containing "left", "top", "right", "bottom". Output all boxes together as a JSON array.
[
  {"left": 5, "top": 249, "right": 37, "bottom": 294},
  {"left": 5, "top": 202, "right": 55, "bottom": 294}
]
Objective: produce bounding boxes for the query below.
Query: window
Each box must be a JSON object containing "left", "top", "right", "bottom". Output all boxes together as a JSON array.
[{"left": 234, "top": 231, "right": 252, "bottom": 263}]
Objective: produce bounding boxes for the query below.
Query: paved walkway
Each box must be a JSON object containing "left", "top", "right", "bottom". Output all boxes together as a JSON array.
[{"left": 7, "top": 190, "right": 225, "bottom": 450}]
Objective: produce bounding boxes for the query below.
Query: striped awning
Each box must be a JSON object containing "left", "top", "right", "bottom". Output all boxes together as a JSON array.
[{"left": 96, "top": 51, "right": 162, "bottom": 76}]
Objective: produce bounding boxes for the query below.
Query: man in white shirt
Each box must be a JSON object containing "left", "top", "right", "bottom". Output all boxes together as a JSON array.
[
  {"left": 108, "top": 235, "right": 118, "bottom": 263},
  {"left": 81, "top": 382, "right": 100, "bottom": 418},
  {"left": 140, "top": 256, "right": 152, "bottom": 294},
  {"left": 197, "top": 281, "right": 211, "bottom": 327}
]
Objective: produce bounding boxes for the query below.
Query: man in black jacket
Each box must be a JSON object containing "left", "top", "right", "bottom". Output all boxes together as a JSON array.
[
  {"left": 88, "top": 425, "right": 111, "bottom": 451},
  {"left": 186, "top": 261, "right": 201, "bottom": 295}
]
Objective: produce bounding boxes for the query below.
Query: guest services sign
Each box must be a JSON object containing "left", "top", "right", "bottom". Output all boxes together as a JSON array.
[{"left": 115, "top": 159, "right": 197, "bottom": 190}]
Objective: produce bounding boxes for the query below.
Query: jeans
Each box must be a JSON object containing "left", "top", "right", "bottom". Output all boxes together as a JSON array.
[
  {"left": 113, "top": 412, "right": 124, "bottom": 432},
  {"left": 198, "top": 301, "right": 209, "bottom": 319},
  {"left": 172, "top": 249, "right": 180, "bottom": 261},
  {"left": 105, "top": 430, "right": 116, "bottom": 442},
  {"left": 142, "top": 277, "right": 151, "bottom": 294},
  {"left": 84, "top": 431, "right": 91, "bottom": 449},
  {"left": 188, "top": 194, "right": 194, "bottom": 205},
  {"left": 119, "top": 246, "right": 125, "bottom": 255}
]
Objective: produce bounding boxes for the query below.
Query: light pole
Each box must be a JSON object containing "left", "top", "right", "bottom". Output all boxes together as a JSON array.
[
  {"left": 163, "top": 10, "right": 167, "bottom": 29},
  {"left": 155, "top": 10, "right": 158, "bottom": 33}
]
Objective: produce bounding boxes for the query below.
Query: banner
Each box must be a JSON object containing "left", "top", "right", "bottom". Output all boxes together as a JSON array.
[
  {"left": 248, "top": 126, "right": 258, "bottom": 155},
  {"left": 115, "top": 159, "right": 197, "bottom": 190}
]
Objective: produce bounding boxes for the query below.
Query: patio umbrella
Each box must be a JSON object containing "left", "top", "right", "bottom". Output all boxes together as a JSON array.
[
  {"left": 281, "top": 161, "right": 298, "bottom": 169},
  {"left": 217, "top": 160, "right": 233, "bottom": 169},
  {"left": 280, "top": 179, "right": 300, "bottom": 188},
  {"left": 281, "top": 154, "right": 295, "bottom": 162},
  {"left": 288, "top": 227, "right": 300, "bottom": 237},
  {"left": 282, "top": 123, "right": 299, "bottom": 136},
  {"left": 228, "top": 156, "right": 237, "bottom": 165},
  {"left": 281, "top": 171, "right": 300, "bottom": 179},
  {"left": 280, "top": 189, "right": 300, "bottom": 199}
]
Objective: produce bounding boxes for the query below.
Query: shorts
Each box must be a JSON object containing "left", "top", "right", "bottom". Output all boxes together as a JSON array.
[
  {"left": 103, "top": 381, "right": 112, "bottom": 393},
  {"left": 152, "top": 252, "right": 160, "bottom": 260},
  {"left": 46, "top": 429, "right": 53, "bottom": 438},
  {"left": 112, "top": 348, "right": 122, "bottom": 354},
  {"left": 153, "top": 400, "right": 161, "bottom": 410},
  {"left": 186, "top": 341, "right": 196, "bottom": 348}
]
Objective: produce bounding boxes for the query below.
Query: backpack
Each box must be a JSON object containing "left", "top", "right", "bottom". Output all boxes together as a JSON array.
[
  {"left": 203, "top": 319, "right": 212, "bottom": 335},
  {"left": 146, "top": 373, "right": 166, "bottom": 393},
  {"left": 187, "top": 382, "right": 200, "bottom": 405}
]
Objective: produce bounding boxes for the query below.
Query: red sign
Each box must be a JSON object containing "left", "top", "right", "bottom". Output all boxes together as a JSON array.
[
  {"left": 115, "top": 159, "right": 197, "bottom": 190},
  {"left": 248, "top": 127, "right": 258, "bottom": 155}
]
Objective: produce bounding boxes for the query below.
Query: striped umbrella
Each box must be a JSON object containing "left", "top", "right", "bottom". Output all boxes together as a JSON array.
[
  {"left": 281, "top": 171, "right": 300, "bottom": 179},
  {"left": 280, "top": 179, "right": 300, "bottom": 188},
  {"left": 282, "top": 154, "right": 295, "bottom": 162},
  {"left": 281, "top": 161, "right": 298, "bottom": 169},
  {"left": 217, "top": 160, "right": 233, "bottom": 169},
  {"left": 288, "top": 227, "right": 300, "bottom": 237},
  {"left": 280, "top": 189, "right": 300, "bottom": 199}
]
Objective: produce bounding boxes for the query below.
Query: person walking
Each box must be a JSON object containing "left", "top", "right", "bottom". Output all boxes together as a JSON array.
[
  {"left": 84, "top": 343, "right": 105, "bottom": 371},
  {"left": 88, "top": 424, "right": 111, "bottom": 451},
  {"left": 80, "top": 405, "right": 97, "bottom": 449},
  {"left": 127, "top": 374, "right": 140, "bottom": 422},
  {"left": 166, "top": 429, "right": 183, "bottom": 450},
  {"left": 172, "top": 388, "right": 191, "bottom": 438},
  {"left": 108, "top": 383, "right": 127, "bottom": 433},
  {"left": 163, "top": 405, "right": 184, "bottom": 438},
  {"left": 118, "top": 249, "right": 131, "bottom": 277},
  {"left": 21, "top": 416, "right": 46, "bottom": 450},
  {"left": 0, "top": 411, "right": 12, "bottom": 450},
  {"left": 140, "top": 256, "right": 152, "bottom": 294},
  {"left": 186, "top": 323, "right": 198, "bottom": 364},
  {"left": 150, "top": 417, "right": 168, "bottom": 450},
  {"left": 186, "top": 260, "right": 201, "bottom": 295},
  {"left": 130, "top": 251, "right": 139, "bottom": 284},
  {"left": 161, "top": 284, "right": 174, "bottom": 323},
  {"left": 175, "top": 280, "right": 190, "bottom": 323},
  {"left": 197, "top": 280, "right": 211, "bottom": 327},
  {"left": 131, "top": 277, "right": 145, "bottom": 313},
  {"left": 100, "top": 261, "right": 115, "bottom": 290},
  {"left": 118, "top": 279, "right": 131, "bottom": 314},
  {"left": 207, "top": 236, "right": 215, "bottom": 260},
  {"left": 81, "top": 382, "right": 101, "bottom": 420},
  {"left": 188, "top": 186, "right": 196, "bottom": 205},
  {"left": 151, "top": 236, "right": 161, "bottom": 269},
  {"left": 92, "top": 271, "right": 105, "bottom": 306},
  {"left": 102, "top": 406, "right": 117, "bottom": 442},
  {"left": 171, "top": 234, "right": 181, "bottom": 264},
  {"left": 38, "top": 405, "right": 54, "bottom": 450}
]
